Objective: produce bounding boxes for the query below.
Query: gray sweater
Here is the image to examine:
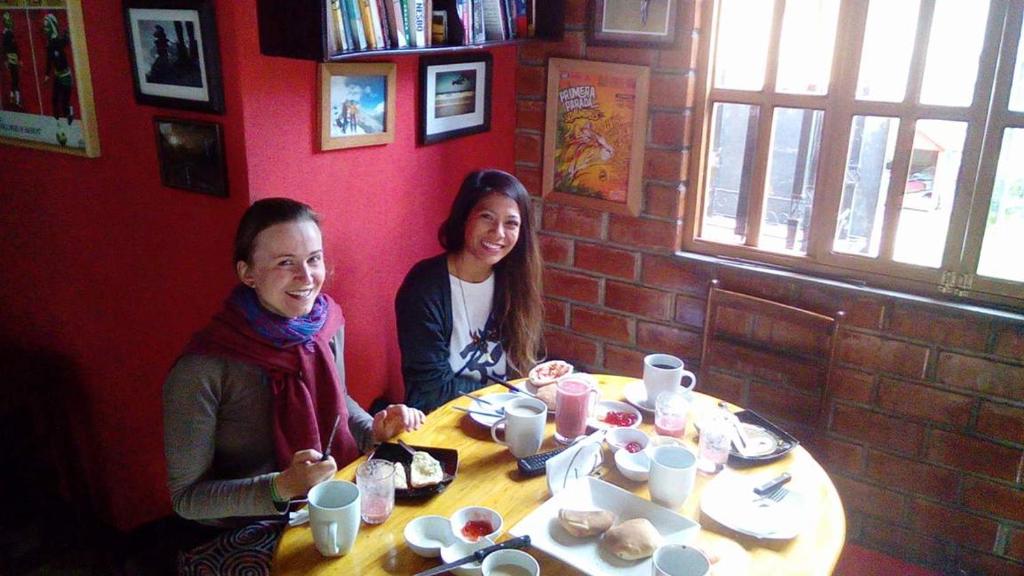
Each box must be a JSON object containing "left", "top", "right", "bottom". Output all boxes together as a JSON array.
[{"left": 163, "top": 328, "right": 374, "bottom": 525}]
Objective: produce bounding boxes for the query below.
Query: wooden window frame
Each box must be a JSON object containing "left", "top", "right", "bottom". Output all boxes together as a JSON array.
[{"left": 684, "top": 0, "right": 1024, "bottom": 309}]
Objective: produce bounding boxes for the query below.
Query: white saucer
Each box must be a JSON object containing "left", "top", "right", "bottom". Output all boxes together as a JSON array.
[
  {"left": 467, "top": 393, "right": 518, "bottom": 427},
  {"left": 623, "top": 380, "right": 655, "bottom": 413}
]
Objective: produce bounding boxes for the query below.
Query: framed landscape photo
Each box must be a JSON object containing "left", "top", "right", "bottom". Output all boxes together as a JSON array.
[
  {"left": 543, "top": 58, "right": 649, "bottom": 216},
  {"left": 124, "top": 0, "right": 225, "bottom": 113},
  {"left": 0, "top": 0, "right": 100, "bottom": 156},
  {"left": 419, "top": 52, "right": 492, "bottom": 145},
  {"left": 154, "top": 117, "right": 227, "bottom": 197},
  {"left": 319, "top": 62, "right": 396, "bottom": 150},
  {"left": 589, "top": 0, "right": 679, "bottom": 47}
]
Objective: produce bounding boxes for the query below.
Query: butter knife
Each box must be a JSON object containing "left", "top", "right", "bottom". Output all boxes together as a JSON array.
[{"left": 412, "top": 535, "right": 531, "bottom": 576}]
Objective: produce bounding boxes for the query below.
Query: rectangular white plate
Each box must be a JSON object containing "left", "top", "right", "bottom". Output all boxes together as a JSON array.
[{"left": 509, "top": 477, "right": 700, "bottom": 576}]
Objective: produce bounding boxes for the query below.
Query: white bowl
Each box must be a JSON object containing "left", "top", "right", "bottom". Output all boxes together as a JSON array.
[
  {"left": 440, "top": 536, "right": 495, "bottom": 576},
  {"left": 481, "top": 549, "right": 540, "bottom": 576},
  {"left": 606, "top": 427, "right": 650, "bottom": 453},
  {"left": 614, "top": 447, "right": 652, "bottom": 482},
  {"left": 528, "top": 360, "right": 573, "bottom": 387},
  {"left": 450, "top": 506, "right": 503, "bottom": 543},
  {"left": 589, "top": 400, "right": 643, "bottom": 430},
  {"left": 404, "top": 515, "right": 455, "bottom": 558}
]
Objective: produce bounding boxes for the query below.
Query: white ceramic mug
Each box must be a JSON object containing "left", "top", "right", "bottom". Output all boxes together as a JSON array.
[
  {"left": 482, "top": 549, "right": 541, "bottom": 576},
  {"left": 307, "top": 480, "right": 361, "bottom": 557},
  {"left": 643, "top": 354, "right": 697, "bottom": 406},
  {"left": 491, "top": 397, "right": 548, "bottom": 458},
  {"left": 652, "top": 544, "right": 711, "bottom": 576},
  {"left": 648, "top": 445, "right": 697, "bottom": 509}
]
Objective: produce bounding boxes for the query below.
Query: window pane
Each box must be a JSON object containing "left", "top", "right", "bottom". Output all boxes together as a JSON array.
[
  {"left": 701, "top": 103, "right": 761, "bottom": 245},
  {"left": 978, "top": 128, "right": 1024, "bottom": 282},
  {"left": 856, "top": 0, "right": 921, "bottom": 102},
  {"left": 834, "top": 116, "right": 900, "bottom": 257},
  {"left": 759, "top": 108, "right": 825, "bottom": 254},
  {"left": 920, "top": 0, "right": 990, "bottom": 106},
  {"left": 713, "top": 0, "right": 775, "bottom": 91},
  {"left": 776, "top": 0, "right": 841, "bottom": 95},
  {"left": 893, "top": 120, "right": 968, "bottom": 267},
  {"left": 1010, "top": 17, "right": 1024, "bottom": 112}
]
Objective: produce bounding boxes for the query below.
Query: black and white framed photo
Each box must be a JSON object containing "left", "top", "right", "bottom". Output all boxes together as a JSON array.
[
  {"left": 154, "top": 117, "right": 227, "bottom": 196},
  {"left": 588, "top": 0, "right": 680, "bottom": 47},
  {"left": 419, "top": 52, "right": 492, "bottom": 145},
  {"left": 124, "top": 0, "right": 224, "bottom": 113}
]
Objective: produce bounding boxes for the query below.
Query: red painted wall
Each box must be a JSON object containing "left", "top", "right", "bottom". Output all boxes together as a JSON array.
[{"left": 0, "top": 0, "right": 515, "bottom": 531}]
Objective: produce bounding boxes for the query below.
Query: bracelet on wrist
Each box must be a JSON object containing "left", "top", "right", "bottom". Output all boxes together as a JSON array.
[{"left": 270, "top": 474, "right": 286, "bottom": 503}]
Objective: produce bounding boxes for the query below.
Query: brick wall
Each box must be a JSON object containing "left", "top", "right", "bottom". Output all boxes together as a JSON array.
[{"left": 515, "top": 1, "right": 1024, "bottom": 574}]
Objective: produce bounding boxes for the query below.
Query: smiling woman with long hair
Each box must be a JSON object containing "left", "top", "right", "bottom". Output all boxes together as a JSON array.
[{"left": 395, "top": 169, "right": 544, "bottom": 413}]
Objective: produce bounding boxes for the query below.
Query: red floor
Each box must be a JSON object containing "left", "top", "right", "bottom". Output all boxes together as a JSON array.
[{"left": 834, "top": 544, "right": 940, "bottom": 576}]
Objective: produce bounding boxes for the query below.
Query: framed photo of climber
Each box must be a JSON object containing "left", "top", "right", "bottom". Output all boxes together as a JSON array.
[
  {"left": 124, "top": 0, "right": 224, "bottom": 113},
  {"left": 542, "top": 58, "right": 649, "bottom": 216},
  {"left": 0, "top": 0, "right": 100, "bottom": 157}
]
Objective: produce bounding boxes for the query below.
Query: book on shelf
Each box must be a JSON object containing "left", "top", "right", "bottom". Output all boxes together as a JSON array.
[
  {"left": 328, "top": 0, "right": 345, "bottom": 51},
  {"left": 386, "top": 0, "right": 408, "bottom": 48},
  {"left": 410, "top": 0, "right": 427, "bottom": 47},
  {"left": 431, "top": 10, "right": 448, "bottom": 44}
]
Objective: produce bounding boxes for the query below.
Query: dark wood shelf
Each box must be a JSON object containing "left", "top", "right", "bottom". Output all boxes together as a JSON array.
[{"left": 257, "top": 0, "right": 564, "bottom": 62}]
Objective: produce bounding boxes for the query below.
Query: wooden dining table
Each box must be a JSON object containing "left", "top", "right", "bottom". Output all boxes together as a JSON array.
[{"left": 272, "top": 375, "right": 846, "bottom": 575}]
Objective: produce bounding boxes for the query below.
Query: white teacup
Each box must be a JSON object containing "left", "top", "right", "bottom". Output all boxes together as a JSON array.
[
  {"left": 308, "top": 480, "right": 361, "bottom": 557},
  {"left": 482, "top": 549, "right": 540, "bottom": 576},
  {"left": 491, "top": 397, "right": 548, "bottom": 458},
  {"left": 648, "top": 445, "right": 697, "bottom": 509},
  {"left": 643, "top": 354, "right": 697, "bottom": 408},
  {"left": 652, "top": 544, "right": 711, "bottom": 576}
]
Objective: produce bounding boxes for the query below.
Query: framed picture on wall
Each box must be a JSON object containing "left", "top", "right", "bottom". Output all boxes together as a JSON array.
[
  {"left": 319, "top": 62, "right": 396, "bottom": 150},
  {"left": 123, "top": 0, "right": 225, "bottom": 113},
  {"left": 588, "top": 0, "right": 679, "bottom": 47},
  {"left": 543, "top": 58, "right": 649, "bottom": 216},
  {"left": 0, "top": 0, "right": 100, "bottom": 156},
  {"left": 418, "top": 52, "right": 492, "bottom": 145},
  {"left": 154, "top": 117, "right": 227, "bottom": 197}
]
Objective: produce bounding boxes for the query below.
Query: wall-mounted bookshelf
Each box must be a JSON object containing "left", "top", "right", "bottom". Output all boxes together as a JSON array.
[{"left": 257, "top": 0, "right": 564, "bottom": 61}]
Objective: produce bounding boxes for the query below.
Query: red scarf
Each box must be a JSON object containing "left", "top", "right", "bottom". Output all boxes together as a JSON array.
[{"left": 184, "top": 293, "right": 361, "bottom": 470}]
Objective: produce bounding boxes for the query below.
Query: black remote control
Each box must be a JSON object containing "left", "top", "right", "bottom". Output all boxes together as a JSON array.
[{"left": 517, "top": 446, "right": 568, "bottom": 477}]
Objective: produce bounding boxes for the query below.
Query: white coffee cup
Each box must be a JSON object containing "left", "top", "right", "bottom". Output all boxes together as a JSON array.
[
  {"left": 652, "top": 544, "right": 711, "bottom": 576},
  {"left": 491, "top": 397, "right": 548, "bottom": 458},
  {"left": 307, "top": 480, "right": 361, "bottom": 557},
  {"left": 648, "top": 445, "right": 697, "bottom": 509},
  {"left": 643, "top": 354, "right": 697, "bottom": 407},
  {"left": 481, "top": 548, "right": 540, "bottom": 576}
]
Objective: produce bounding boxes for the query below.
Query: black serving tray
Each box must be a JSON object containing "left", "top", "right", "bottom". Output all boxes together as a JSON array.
[
  {"left": 727, "top": 409, "right": 799, "bottom": 466},
  {"left": 367, "top": 442, "right": 459, "bottom": 498}
]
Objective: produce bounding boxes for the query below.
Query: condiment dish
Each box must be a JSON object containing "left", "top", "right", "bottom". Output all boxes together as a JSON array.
[
  {"left": 450, "top": 506, "right": 503, "bottom": 543},
  {"left": 606, "top": 427, "right": 649, "bottom": 453},
  {"left": 440, "top": 535, "right": 495, "bottom": 576},
  {"left": 614, "top": 447, "right": 652, "bottom": 482},
  {"left": 404, "top": 515, "right": 455, "bottom": 558}
]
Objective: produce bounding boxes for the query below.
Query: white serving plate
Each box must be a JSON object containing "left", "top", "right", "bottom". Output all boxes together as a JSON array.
[
  {"left": 509, "top": 477, "right": 700, "bottom": 576},
  {"left": 699, "top": 470, "right": 809, "bottom": 539},
  {"left": 467, "top": 393, "right": 519, "bottom": 427},
  {"left": 588, "top": 400, "right": 642, "bottom": 430}
]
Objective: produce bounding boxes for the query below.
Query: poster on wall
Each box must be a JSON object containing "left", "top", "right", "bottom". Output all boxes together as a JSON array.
[
  {"left": 542, "top": 58, "right": 649, "bottom": 216},
  {"left": 0, "top": 0, "right": 99, "bottom": 156}
]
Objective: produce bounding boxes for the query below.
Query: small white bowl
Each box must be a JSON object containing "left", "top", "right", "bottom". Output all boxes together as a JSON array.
[
  {"left": 440, "top": 536, "right": 495, "bottom": 576},
  {"left": 614, "top": 447, "right": 652, "bottom": 482},
  {"left": 589, "top": 400, "right": 643, "bottom": 430},
  {"left": 481, "top": 549, "right": 540, "bottom": 576},
  {"left": 404, "top": 515, "right": 455, "bottom": 558},
  {"left": 528, "top": 360, "right": 573, "bottom": 387},
  {"left": 606, "top": 427, "right": 650, "bottom": 453},
  {"left": 450, "top": 506, "right": 503, "bottom": 543}
]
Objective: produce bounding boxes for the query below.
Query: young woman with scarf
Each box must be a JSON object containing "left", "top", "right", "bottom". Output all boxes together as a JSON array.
[
  {"left": 163, "top": 198, "right": 424, "bottom": 573},
  {"left": 395, "top": 169, "right": 544, "bottom": 414}
]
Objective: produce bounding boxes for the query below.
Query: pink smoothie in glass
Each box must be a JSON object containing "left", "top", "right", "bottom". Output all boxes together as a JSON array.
[
  {"left": 555, "top": 378, "right": 592, "bottom": 444},
  {"left": 360, "top": 494, "right": 393, "bottom": 524},
  {"left": 655, "top": 414, "right": 687, "bottom": 437}
]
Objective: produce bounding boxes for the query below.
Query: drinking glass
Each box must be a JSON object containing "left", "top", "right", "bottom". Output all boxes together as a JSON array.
[
  {"left": 697, "top": 410, "right": 731, "bottom": 474},
  {"left": 355, "top": 459, "right": 395, "bottom": 524},
  {"left": 555, "top": 375, "right": 599, "bottom": 444},
  {"left": 654, "top": 391, "right": 689, "bottom": 438}
]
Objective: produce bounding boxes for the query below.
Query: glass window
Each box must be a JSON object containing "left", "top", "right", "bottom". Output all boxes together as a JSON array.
[
  {"left": 834, "top": 116, "right": 899, "bottom": 257},
  {"left": 893, "top": 120, "right": 968, "bottom": 267},
  {"left": 977, "top": 128, "right": 1024, "bottom": 282},
  {"left": 759, "top": 108, "right": 825, "bottom": 254},
  {"left": 1010, "top": 17, "right": 1024, "bottom": 112},
  {"left": 700, "top": 103, "right": 760, "bottom": 245},
  {"left": 776, "top": 0, "right": 841, "bottom": 95},
  {"left": 713, "top": 0, "right": 775, "bottom": 91},
  {"left": 856, "top": 0, "right": 921, "bottom": 102},
  {"left": 920, "top": 0, "right": 990, "bottom": 107}
]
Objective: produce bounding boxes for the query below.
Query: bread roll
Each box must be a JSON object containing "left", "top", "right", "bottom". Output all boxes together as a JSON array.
[
  {"left": 601, "top": 518, "right": 663, "bottom": 560},
  {"left": 558, "top": 508, "right": 615, "bottom": 537},
  {"left": 535, "top": 384, "right": 557, "bottom": 411},
  {"left": 410, "top": 451, "right": 443, "bottom": 488}
]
